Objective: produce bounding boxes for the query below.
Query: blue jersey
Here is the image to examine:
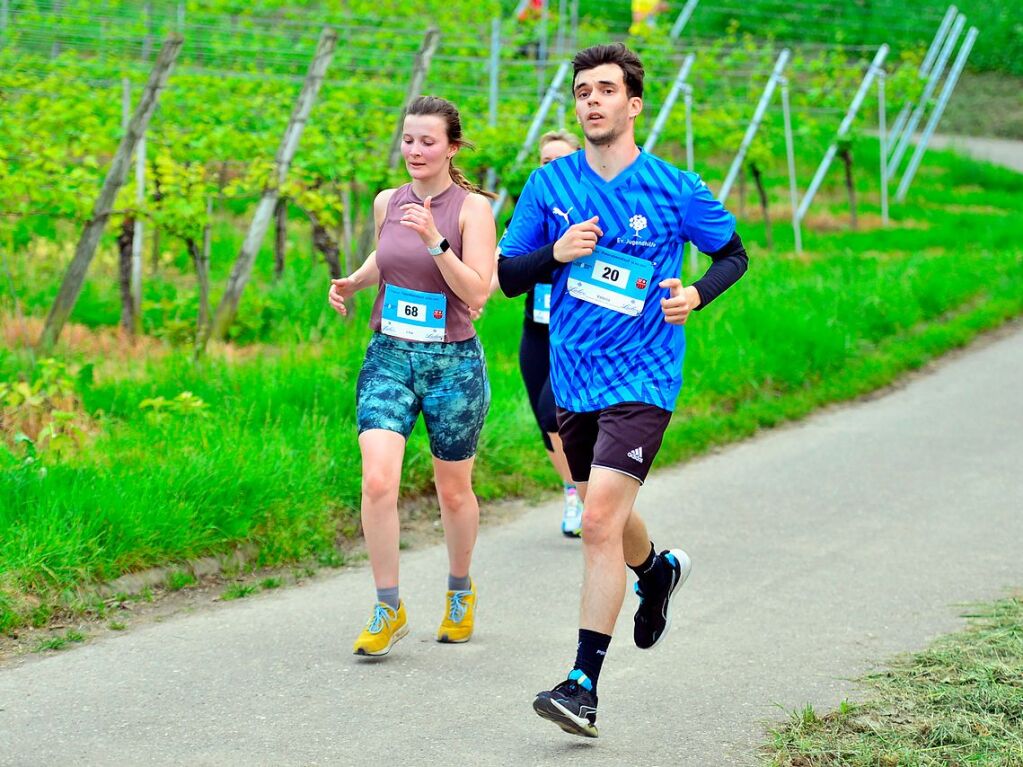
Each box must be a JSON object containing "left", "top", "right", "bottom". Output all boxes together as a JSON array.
[{"left": 500, "top": 150, "right": 735, "bottom": 412}]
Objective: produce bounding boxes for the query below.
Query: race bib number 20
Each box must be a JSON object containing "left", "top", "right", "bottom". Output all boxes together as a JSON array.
[{"left": 567, "top": 246, "right": 654, "bottom": 316}]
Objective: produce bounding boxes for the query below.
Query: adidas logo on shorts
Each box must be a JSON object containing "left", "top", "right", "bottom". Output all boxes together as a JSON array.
[{"left": 627, "top": 447, "right": 644, "bottom": 463}]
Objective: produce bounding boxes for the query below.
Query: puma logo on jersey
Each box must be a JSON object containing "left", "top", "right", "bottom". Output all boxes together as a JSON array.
[
  {"left": 627, "top": 447, "right": 644, "bottom": 463},
  {"left": 553, "top": 206, "right": 573, "bottom": 224}
]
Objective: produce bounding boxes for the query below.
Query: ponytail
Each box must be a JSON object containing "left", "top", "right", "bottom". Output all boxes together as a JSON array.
[{"left": 449, "top": 163, "right": 497, "bottom": 200}]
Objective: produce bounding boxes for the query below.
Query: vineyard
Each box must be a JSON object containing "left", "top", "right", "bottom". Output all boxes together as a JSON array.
[
  {"left": 0, "top": 0, "right": 961, "bottom": 342},
  {"left": 1, "top": 1, "right": 1021, "bottom": 632}
]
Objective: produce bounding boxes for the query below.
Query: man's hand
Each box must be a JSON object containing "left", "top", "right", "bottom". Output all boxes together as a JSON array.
[
  {"left": 328, "top": 277, "right": 359, "bottom": 317},
  {"left": 553, "top": 216, "right": 603, "bottom": 263},
  {"left": 659, "top": 278, "right": 701, "bottom": 325}
]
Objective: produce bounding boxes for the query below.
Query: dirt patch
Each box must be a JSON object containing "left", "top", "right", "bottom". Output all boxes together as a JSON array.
[
  {"left": 2, "top": 315, "right": 169, "bottom": 360},
  {"left": 0, "top": 314, "right": 306, "bottom": 366},
  {"left": 801, "top": 211, "right": 929, "bottom": 233},
  {"left": 917, "top": 201, "right": 1012, "bottom": 216}
]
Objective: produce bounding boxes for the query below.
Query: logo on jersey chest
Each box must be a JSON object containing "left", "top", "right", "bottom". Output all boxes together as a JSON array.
[
  {"left": 552, "top": 206, "right": 574, "bottom": 224},
  {"left": 550, "top": 203, "right": 658, "bottom": 247},
  {"left": 616, "top": 212, "right": 656, "bottom": 248}
]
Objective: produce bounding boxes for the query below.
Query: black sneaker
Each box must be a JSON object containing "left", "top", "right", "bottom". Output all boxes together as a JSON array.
[
  {"left": 532, "top": 671, "right": 599, "bottom": 738},
  {"left": 634, "top": 548, "right": 692, "bottom": 649}
]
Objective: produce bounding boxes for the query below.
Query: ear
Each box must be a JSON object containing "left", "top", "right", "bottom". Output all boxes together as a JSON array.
[{"left": 628, "top": 96, "right": 644, "bottom": 120}]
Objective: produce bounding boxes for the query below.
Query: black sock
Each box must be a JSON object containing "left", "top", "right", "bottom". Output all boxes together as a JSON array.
[
  {"left": 572, "top": 629, "right": 611, "bottom": 693},
  {"left": 631, "top": 542, "right": 673, "bottom": 594},
  {"left": 629, "top": 542, "right": 659, "bottom": 582}
]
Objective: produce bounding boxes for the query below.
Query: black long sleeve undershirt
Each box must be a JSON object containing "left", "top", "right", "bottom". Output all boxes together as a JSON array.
[
  {"left": 498, "top": 243, "right": 557, "bottom": 298},
  {"left": 497, "top": 231, "right": 748, "bottom": 307},
  {"left": 691, "top": 231, "right": 748, "bottom": 310}
]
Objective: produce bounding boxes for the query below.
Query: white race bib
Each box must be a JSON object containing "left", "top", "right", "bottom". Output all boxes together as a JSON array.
[
  {"left": 532, "top": 283, "right": 552, "bottom": 324},
  {"left": 381, "top": 284, "right": 447, "bottom": 342},
  {"left": 567, "top": 246, "right": 654, "bottom": 316}
]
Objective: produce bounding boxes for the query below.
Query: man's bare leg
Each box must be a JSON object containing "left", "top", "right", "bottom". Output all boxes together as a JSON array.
[
  {"left": 577, "top": 468, "right": 642, "bottom": 633},
  {"left": 575, "top": 482, "right": 653, "bottom": 573}
]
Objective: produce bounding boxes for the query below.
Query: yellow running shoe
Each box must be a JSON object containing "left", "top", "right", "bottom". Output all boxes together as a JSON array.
[
  {"left": 436, "top": 580, "right": 476, "bottom": 644},
  {"left": 353, "top": 601, "right": 408, "bottom": 657}
]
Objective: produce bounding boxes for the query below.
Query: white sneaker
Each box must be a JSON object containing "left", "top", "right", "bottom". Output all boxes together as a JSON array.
[{"left": 560, "top": 487, "right": 583, "bottom": 538}]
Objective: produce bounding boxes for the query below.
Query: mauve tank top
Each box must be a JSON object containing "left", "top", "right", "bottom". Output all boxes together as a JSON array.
[{"left": 370, "top": 182, "right": 475, "bottom": 343}]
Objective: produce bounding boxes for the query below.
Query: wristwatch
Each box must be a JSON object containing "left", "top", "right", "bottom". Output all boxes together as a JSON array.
[{"left": 427, "top": 238, "right": 450, "bottom": 257}]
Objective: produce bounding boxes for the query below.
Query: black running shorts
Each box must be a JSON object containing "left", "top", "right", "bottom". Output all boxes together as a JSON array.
[{"left": 556, "top": 402, "right": 673, "bottom": 484}]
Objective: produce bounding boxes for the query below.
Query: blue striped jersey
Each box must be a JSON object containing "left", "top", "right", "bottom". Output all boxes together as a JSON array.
[{"left": 500, "top": 149, "right": 735, "bottom": 412}]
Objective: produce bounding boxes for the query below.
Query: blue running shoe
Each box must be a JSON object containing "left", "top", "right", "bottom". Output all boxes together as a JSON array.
[{"left": 560, "top": 487, "right": 583, "bottom": 538}]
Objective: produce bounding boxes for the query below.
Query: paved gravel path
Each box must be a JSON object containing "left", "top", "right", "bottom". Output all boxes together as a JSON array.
[{"left": 927, "top": 133, "right": 1023, "bottom": 173}]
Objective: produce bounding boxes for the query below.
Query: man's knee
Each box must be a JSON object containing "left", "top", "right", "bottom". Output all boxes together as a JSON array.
[{"left": 581, "top": 501, "right": 624, "bottom": 546}]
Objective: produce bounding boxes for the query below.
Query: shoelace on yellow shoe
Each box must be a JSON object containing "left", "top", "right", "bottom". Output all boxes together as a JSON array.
[
  {"left": 447, "top": 590, "right": 471, "bottom": 622},
  {"left": 367, "top": 603, "right": 395, "bottom": 634}
]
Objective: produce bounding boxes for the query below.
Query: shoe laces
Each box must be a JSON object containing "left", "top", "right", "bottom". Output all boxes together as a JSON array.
[
  {"left": 366, "top": 603, "right": 395, "bottom": 634},
  {"left": 553, "top": 679, "right": 581, "bottom": 695},
  {"left": 447, "top": 590, "right": 471, "bottom": 622}
]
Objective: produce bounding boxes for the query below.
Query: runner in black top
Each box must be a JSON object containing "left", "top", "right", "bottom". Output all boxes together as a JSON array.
[{"left": 493, "top": 130, "right": 586, "bottom": 537}]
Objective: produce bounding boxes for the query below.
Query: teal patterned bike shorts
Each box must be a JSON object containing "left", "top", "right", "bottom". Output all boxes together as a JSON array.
[{"left": 356, "top": 333, "right": 490, "bottom": 461}]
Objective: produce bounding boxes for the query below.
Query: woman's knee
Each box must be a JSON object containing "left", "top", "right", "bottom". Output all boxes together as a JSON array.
[
  {"left": 436, "top": 479, "right": 476, "bottom": 512},
  {"left": 362, "top": 468, "right": 399, "bottom": 506}
]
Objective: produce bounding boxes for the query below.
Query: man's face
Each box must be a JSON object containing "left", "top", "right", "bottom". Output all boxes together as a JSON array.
[{"left": 573, "top": 63, "right": 642, "bottom": 146}]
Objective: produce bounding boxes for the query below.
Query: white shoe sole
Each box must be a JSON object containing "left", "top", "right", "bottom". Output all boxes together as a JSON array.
[{"left": 533, "top": 695, "right": 599, "bottom": 738}]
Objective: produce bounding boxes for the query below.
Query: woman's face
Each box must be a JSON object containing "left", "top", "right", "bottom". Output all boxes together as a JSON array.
[
  {"left": 401, "top": 114, "right": 455, "bottom": 181},
  {"left": 539, "top": 139, "right": 576, "bottom": 166}
]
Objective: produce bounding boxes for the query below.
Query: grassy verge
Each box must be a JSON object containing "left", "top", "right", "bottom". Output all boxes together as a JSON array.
[
  {"left": 1, "top": 147, "right": 1022, "bottom": 634},
  {"left": 764, "top": 595, "right": 1023, "bottom": 766}
]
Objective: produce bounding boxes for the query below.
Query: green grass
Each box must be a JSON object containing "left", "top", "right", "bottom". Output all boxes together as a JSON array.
[
  {"left": 33, "top": 629, "right": 87, "bottom": 653},
  {"left": 764, "top": 596, "right": 1023, "bottom": 766},
  {"left": 1, "top": 145, "right": 1022, "bottom": 633},
  {"left": 166, "top": 571, "right": 197, "bottom": 591},
  {"left": 220, "top": 583, "right": 258, "bottom": 601}
]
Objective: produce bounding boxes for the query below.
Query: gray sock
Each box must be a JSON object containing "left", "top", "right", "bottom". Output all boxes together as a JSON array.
[
  {"left": 376, "top": 586, "right": 399, "bottom": 610},
  {"left": 447, "top": 574, "right": 471, "bottom": 592}
]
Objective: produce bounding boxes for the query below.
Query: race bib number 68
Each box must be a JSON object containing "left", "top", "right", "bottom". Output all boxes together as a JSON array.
[{"left": 381, "top": 284, "right": 447, "bottom": 341}]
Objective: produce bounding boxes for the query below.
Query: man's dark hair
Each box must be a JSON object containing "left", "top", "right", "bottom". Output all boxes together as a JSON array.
[{"left": 572, "top": 43, "right": 645, "bottom": 99}]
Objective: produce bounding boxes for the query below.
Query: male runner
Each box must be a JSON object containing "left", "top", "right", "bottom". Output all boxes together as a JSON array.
[{"left": 498, "top": 43, "right": 748, "bottom": 738}]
